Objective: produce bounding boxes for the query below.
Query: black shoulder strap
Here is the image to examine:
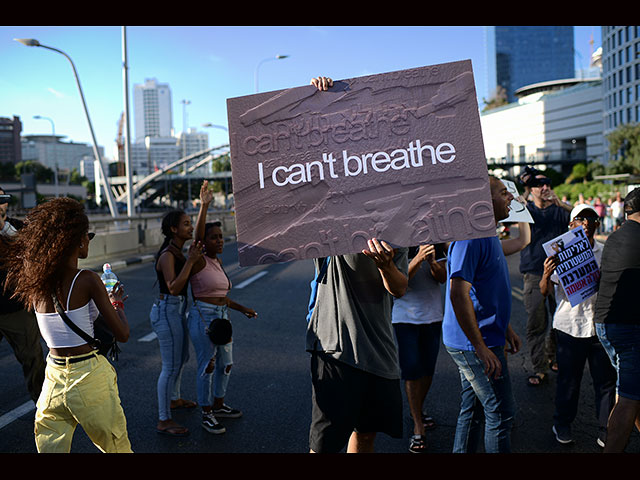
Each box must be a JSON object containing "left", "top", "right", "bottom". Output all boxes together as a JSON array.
[{"left": 51, "top": 292, "right": 99, "bottom": 347}]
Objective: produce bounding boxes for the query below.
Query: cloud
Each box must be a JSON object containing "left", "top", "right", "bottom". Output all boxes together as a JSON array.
[{"left": 47, "top": 87, "right": 65, "bottom": 98}]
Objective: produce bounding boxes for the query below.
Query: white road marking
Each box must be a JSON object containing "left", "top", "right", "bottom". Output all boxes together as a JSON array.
[
  {"left": 0, "top": 401, "right": 34, "bottom": 430},
  {"left": 235, "top": 270, "right": 268, "bottom": 289},
  {"left": 138, "top": 332, "right": 157, "bottom": 342}
]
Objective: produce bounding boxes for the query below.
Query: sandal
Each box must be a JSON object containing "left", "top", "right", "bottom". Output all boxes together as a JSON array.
[
  {"left": 156, "top": 424, "right": 189, "bottom": 437},
  {"left": 171, "top": 398, "right": 197, "bottom": 410},
  {"left": 422, "top": 414, "right": 436, "bottom": 430},
  {"left": 409, "top": 434, "right": 427, "bottom": 453},
  {"left": 527, "top": 373, "right": 546, "bottom": 387}
]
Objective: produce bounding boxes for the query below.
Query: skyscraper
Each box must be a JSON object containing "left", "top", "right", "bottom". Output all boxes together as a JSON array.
[
  {"left": 486, "top": 26, "right": 575, "bottom": 103},
  {"left": 133, "top": 78, "right": 173, "bottom": 143},
  {"left": 601, "top": 25, "right": 640, "bottom": 163}
]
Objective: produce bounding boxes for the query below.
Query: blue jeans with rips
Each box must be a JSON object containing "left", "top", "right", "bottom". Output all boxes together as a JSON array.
[
  {"left": 187, "top": 300, "right": 233, "bottom": 407},
  {"left": 446, "top": 345, "right": 516, "bottom": 453},
  {"left": 150, "top": 295, "right": 190, "bottom": 421}
]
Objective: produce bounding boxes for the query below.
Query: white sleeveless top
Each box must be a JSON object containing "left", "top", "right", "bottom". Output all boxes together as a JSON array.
[{"left": 35, "top": 270, "right": 100, "bottom": 348}]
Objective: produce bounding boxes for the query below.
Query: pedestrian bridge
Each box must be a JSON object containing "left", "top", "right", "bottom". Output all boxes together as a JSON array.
[{"left": 108, "top": 144, "right": 231, "bottom": 208}]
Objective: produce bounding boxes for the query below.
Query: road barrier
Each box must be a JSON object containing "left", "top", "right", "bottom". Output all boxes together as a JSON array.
[{"left": 79, "top": 210, "right": 236, "bottom": 269}]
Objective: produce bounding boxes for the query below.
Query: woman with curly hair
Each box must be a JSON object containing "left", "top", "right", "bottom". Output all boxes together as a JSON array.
[
  {"left": 151, "top": 209, "right": 202, "bottom": 436},
  {"left": 0, "top": 197, "right": 132, "bottom": 453}
]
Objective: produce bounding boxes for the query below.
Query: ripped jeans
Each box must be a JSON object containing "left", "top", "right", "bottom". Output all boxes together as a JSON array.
[{"left": 187, "top": 300, "right": 233, "bottom": 407}]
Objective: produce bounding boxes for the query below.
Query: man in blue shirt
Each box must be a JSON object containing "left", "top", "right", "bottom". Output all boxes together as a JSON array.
[{"left": 443, "top": 175, "right": 522, "bottom": 453}]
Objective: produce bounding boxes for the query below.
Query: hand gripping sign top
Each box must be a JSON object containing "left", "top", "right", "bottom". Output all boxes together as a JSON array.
[{"left": 227, "top": 60, "right": 495, "bottom": 266}]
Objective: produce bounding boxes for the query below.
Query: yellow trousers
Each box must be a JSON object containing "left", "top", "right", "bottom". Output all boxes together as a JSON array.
[{"left": 35, "top": 351, "right": 132, "bottom": 453}]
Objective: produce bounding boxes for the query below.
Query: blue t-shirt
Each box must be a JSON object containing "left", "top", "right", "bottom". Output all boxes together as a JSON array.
[{"left": 443, "top": 236, "right": 511, "bottom": 351}]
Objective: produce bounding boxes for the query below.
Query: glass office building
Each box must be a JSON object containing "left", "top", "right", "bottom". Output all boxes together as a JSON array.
[
  {"left": 601, "top": 26, "right": 640, "bottom": 159},
  {"left": 486, "top": 26, "right": 575, "bottom": 103}
]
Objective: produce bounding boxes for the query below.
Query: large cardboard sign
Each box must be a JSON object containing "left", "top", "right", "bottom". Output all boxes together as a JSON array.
[
  {"left": 227, "top": 60, "right": 495, "bottom": 266},
  {"left": 543, "top": 226, "right": 600, "bottom": 307}
]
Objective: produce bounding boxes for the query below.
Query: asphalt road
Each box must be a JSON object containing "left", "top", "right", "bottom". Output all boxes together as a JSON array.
[{"left": 1, "top": 240, "right": 638, "bottom": 454}]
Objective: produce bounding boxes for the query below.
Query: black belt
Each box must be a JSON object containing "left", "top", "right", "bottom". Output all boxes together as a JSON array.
[{"left": 49, "top": 352, "right": 97, "bottom": 366}]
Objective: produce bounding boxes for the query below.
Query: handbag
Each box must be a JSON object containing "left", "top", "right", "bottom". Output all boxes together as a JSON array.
[
  {"left": 51, "top": 292, "right": 120, "bottom": 361},
  {"left": 193, "top": 294, "right": 232, "bottom": 345}
]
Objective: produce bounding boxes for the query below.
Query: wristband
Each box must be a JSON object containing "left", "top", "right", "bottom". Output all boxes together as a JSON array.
[{"left": 112, "top": 301, "right": 124, "bottom": 310}]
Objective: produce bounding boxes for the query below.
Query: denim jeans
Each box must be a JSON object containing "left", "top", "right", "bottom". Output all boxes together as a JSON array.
[
  {"left": 187, "top": 300, "right": 233, "bottom": 407},
  {"left": 596, "top": 322, "right": 640, "bottom": 401},
  {"left": 150, "top": 295, "right": 190, "bottom": 421},
  {"left": 446, "top": 346, "right": 516, "bottom": 453}
]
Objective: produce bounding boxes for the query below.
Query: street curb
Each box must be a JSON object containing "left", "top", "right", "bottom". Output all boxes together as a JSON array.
[{"left": 89, "top": 253, "right": 156, "bottom": 273}]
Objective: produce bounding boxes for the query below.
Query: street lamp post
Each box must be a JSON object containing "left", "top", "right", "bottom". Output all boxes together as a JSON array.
[
  {"left": 33, "top": 115, "right": 59, "bottom": 197},
  {"left": 121, "top": 26, "right": 134, "bottom": 218},
  {"left": 254, "top": 54, "right": 289, "bottom": 93},
  {"left": 14, "top": 38, "right": 119, "bottom": 218}
]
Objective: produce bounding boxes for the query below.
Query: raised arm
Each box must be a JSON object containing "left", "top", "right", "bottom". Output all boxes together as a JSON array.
[
  {"left": 157, "top": 241, "right": 203, "bottom": 296},
  {"left": 539, "top": 255, "right": 559, "bottom": 297},
  {"left": 501, "top": 221, "right": 531, "bottom": 256},
  {"left": 362, "top": 238, "right": 408, "bottom": 298},
  {"left": 195, "top": 180, "right": 214, "bottom": 243}
]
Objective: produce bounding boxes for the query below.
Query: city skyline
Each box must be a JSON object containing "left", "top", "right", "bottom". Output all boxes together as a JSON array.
[{"left": 1, "top": 26, "right": 601, "bottom": 162}]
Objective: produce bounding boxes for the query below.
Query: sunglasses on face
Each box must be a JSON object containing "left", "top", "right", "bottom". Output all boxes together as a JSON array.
[
  {"left": 570, "top": 217, "right": 600, "bottom": 226},
  {"left": 88, "top": 232, "right": 95, "bottom": 240}
]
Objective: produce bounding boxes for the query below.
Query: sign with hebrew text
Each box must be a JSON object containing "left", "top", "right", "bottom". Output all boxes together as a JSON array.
[{"left": 227, "top": 60, "right": 495, "bottom": 266}]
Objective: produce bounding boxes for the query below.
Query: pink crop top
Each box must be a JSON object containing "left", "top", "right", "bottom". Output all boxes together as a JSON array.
[{"left": 190, "top": 256, "right": 231, "bottom": 298}]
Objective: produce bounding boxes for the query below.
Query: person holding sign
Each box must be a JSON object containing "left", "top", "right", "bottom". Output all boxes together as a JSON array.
[
  {"left": 305, "top": 76, "right": 409, "bottom": 454},
  {"left": 595, "top": 188, "right": 640, "bottom": 452},
  {"left": 539, "top": 204, "right": 616, "bottom": 447},
  {"left": 518, "top": 167, "right": 571, "bottom": 386},
  {"left": 443, "top": 176, "right": 521, "bottom": 453}
]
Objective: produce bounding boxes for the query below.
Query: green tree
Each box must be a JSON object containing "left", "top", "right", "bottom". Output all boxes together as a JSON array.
[
  {"left": 209, "top": 153, "right": 232, "bottom": 194},
  {"left": 482, "top": 85, "right": 509, "bottom": 112},
  {"left": 606, "top": 123, "right": 640, "bottom": 172},
  {"left": 14, "top": 160, "right": 55, "bottom": 183}
]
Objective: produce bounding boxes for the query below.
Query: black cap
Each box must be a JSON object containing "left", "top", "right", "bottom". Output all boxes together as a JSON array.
[{"left": 624, "top": 188, "right": 640, "bottom": 215}]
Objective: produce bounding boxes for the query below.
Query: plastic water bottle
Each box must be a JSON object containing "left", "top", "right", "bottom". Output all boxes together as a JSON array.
[{"left": 101, "top": 263, "right": 119, "bottom": 293}]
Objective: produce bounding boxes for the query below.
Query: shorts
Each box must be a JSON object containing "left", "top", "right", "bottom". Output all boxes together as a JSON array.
[
  {"left": 596, "top": 322, "right": 640, "bottom": 401},
  {"left": 393, "top": 322, "right": 442, "bottom": 380},
  {"left": 309, "top": 351, "right": 403, "bottom": 453}
]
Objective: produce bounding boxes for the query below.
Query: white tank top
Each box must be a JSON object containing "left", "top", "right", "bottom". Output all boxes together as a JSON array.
[{"left": 35, "top": 270, "right": 100, "bottom": 348}]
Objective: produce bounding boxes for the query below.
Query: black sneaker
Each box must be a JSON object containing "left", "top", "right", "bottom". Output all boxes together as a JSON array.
[
  {"left": 213, "top": 404, "right": 243, "bottom": 418},
  {"left": 552, "top": 424, "right": 573, "bottom": 444},
  {"left": 202, "top": 411, "right": 226, "bottom": 434}
]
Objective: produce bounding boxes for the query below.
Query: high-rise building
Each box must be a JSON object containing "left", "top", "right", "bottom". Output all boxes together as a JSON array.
[
  {"left": 133, "top": 78, "right": 173, "bottom": 143},
  {"left": 601, "top": 26, "right": 640, "bottom": 162},
  {"left": 0, "top": 116, "right": 23, "bottom": 164},
  {"left": 486, "top": 26, "right": 575, "bottom": 103}
]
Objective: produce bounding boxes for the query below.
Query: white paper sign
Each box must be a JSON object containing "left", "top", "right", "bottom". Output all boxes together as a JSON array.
[
  {"left": 500, "top": 179, "right": 534, "bottom": 224},
  {"left": 543, "top": 226, "right": 600, "bottom": 307}
]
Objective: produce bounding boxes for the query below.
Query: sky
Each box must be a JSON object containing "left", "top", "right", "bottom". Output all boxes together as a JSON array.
[{"left": 0, "top": 26, "right": 601, "bottom": 161}]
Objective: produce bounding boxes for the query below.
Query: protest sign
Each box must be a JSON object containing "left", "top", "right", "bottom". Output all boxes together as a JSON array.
[
  {"left": 227, "top": 60, "right": 495, "bottom": 266},
  {"left": 543, "top": 226, "right": 600, "bottom": 307},
  {"left": 500, "top": 179, "right": 534, "bottom": 224}
]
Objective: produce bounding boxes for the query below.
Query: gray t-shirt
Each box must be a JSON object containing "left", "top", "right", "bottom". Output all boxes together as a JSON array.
[{"left": 306, "top": 249, "right": 409, "bottom": 379}]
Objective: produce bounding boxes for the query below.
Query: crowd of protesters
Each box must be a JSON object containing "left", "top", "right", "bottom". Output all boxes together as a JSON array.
[{"left": 0, "top": 78, "right": 638, "bottom": 454}]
